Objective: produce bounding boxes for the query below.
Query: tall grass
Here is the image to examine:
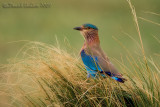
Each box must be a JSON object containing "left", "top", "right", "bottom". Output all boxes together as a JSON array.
[{"left": 0, "top": 0, "right": 160, "bottom": 106}]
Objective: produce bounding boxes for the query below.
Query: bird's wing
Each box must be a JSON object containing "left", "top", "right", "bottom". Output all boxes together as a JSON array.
[
  {"left": 81, "top": 49, "right": 102, "bottom": 71},
  {"left": 81, "top": 48, "right": 126, "bottom": 82},
  {"left": 85, "top": 46, "right": 122, "bottom": 77}
]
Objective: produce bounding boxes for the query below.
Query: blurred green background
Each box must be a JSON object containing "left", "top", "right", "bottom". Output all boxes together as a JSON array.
[{"left": 0, "top": 0, "right": 160, "bottom": 63}]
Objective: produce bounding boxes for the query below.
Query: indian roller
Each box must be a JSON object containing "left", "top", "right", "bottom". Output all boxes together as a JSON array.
[{"left": 74, "top": 23, "right": 127, "bottom": 83}]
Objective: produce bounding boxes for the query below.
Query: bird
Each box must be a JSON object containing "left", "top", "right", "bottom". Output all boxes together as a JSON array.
[{"left": 73, "top": 23, "right": 127, "bottom": 83}]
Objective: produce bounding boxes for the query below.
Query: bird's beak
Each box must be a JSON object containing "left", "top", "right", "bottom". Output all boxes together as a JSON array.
[{"left": 73, "top": 27, "right": 82, "bottom": 31}]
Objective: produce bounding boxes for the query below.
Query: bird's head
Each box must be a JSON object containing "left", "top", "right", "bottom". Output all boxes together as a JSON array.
[
  {"left": 74, "top": 23, "right": 99, "bottom": 44},
  {"left": 74, "top": 23, "right": 98, "bottom": 31}
]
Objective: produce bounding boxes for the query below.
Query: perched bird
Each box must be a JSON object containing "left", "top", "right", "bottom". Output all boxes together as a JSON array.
[{"left": 74, "top": 23, "right": 127, "bottom": 83}]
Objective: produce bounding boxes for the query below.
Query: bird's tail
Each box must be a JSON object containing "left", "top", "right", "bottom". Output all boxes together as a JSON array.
[
  {"left": 100, "top": 71, "right": 127, "bottom": 83},
  {"left": 111, "top": 77, "right": 127, "bottom": 83}
]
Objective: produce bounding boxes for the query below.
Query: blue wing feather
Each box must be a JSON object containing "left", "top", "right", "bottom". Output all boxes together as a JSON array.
[
  {"left": 81, "top": 50, "right": 102, "bottom": 77},
  {"left": 81, "top": 49, "right": 124, "bottom": 83},
  {"left": 81, "top": 50, "right": 102, "bottom": 71}
]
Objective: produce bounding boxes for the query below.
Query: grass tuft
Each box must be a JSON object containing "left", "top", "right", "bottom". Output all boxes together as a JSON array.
[{"left": 0, "top": 40, "right": 159, "bottom": 106}]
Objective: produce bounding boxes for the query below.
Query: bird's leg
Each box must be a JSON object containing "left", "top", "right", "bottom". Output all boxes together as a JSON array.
[
  {"left": 87, "top": 73, "right": 90, "bottom": 78},
  {"left": 81, "top": 74, "right": 90, "bottom": 84}
]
